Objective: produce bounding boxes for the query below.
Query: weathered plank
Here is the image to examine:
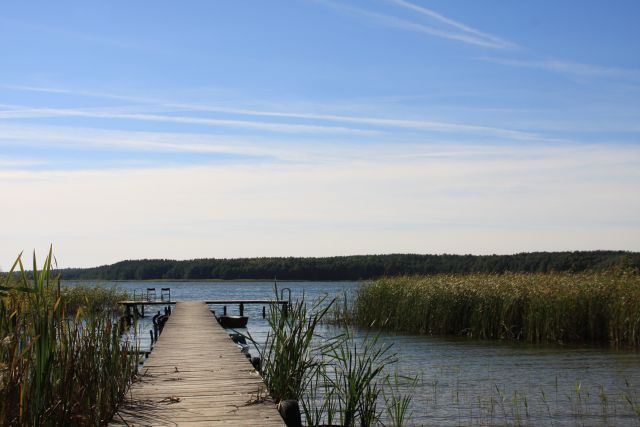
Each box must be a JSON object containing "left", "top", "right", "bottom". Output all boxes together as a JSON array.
[{"left": 111, "top": 301, "right": 284, "bottom": 426}]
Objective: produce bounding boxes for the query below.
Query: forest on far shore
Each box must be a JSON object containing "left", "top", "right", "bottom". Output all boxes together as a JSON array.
[{"left": 57, "top": 251, "right": 640, "bottom": 281}]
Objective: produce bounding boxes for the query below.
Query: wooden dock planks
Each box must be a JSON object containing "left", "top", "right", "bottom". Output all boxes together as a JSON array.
[{"left": 111, "top": 301, "right": 284, "bottom": 426}]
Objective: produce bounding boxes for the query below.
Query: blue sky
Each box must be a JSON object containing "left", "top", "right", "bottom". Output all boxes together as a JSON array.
[{"left": 1, "top": 1, "right": 639, "bottom": 268}]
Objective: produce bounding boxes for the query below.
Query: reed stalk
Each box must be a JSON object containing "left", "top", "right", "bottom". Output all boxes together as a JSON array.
[
  {"left": 247, "top": 291, "right": 342, "bottom": 403},
  {"left": 325, "top": 331, "right": 396, "bottom": 426},
  {"left": 251, "top": 289, "right": 411, "bottom": 426},
  {"left": 0, "top": 249, "right": 137, "bottom": 426},
  {"left": 345, "top": 271, "right": 640, "bottom": 346}
]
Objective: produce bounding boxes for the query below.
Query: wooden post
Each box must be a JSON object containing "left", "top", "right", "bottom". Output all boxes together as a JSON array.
[
  {"left": 223, "top": 305, "right": 227, "bottom": 316},
  {"left": 239, "top": 303, "right": 244, "bottom": 317},
  {"left": 283, "top": 302, "right": 288, "bottom": 317},
  {"left": 133, "top": 305, "right": 143, "bottom": 319},
  {"left": 262, "top": 306, "right": 266, "bottom": 319}
]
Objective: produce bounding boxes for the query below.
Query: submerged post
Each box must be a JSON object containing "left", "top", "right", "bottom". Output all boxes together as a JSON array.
[{"left": 239, "top": 303, "right": 244, "bottom": 316}]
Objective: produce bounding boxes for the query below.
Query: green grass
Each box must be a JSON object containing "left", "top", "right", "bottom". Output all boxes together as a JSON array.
[
  {"left": 342, "top": 271, "right": 640, "bottom": 346},
  {"left": 0, "top": 249, "right": 138, "bottom": 426}
]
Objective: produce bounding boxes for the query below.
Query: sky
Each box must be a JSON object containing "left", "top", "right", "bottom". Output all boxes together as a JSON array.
[{"left": 1, "top": 1, "right": 639, "bottom": 269}]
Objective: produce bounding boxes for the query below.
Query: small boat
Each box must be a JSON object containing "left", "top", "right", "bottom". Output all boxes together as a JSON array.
[{"left": 216, "top": 315, "right": 249, "bottom": 328}]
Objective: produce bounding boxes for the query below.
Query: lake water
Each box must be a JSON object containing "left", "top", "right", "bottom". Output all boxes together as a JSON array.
[{"left": 69, "top": 280, "right": 640, "bottom": 426}]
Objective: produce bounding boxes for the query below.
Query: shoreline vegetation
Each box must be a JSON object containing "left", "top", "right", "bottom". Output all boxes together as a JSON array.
[
  {"left": 248, "top": 292, "right": 418, "bottom": 426},
  {"left": 251, "top": 286, "right": 640, "bottom": 426},
  {"left": 0, "top": 250, "right": 136, "bottom": 426},
  {"left": 56, "top": 251, "right": 639, "bottom": 281},
  {"left": 334, "top": 271, "right": 640, "bottom": 347},
  {"left": 3, "top": 249, "right": 640, "bottom": 425}
]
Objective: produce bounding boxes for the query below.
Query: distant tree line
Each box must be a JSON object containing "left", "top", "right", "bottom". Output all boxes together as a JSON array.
[{"left": 57, "top": 251, "right": 640, "bottom": 281}]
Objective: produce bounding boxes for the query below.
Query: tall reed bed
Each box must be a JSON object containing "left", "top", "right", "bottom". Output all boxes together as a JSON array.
[
  {"left": 0, "top": 250, "right": 137, "bottom": 426},
  {"left": 60, "top": 284, "right": 129, "bottom": 315},
  {"left": 345, "top": 271, "right": 640, "bottom": 346}
]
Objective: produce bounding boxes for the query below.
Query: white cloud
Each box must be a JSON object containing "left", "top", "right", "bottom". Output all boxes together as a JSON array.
[
  {"left": 388, "top": 0, "right": 516, "bottom": 49},
  {"left": 162, "top": 103, "right": 537, "bottom": 140},
  {"left": 0, "top": 157, "right": 43, "bottom": 168},
  {"left": 482, "top": 57, "right": 640, "bottom": 79},
  {"left": 315, "top": 0, "right": 513, "bottom": 49},
  {"left": 2, "top": 142, "right": 638, "bottom": 268},
  {"left": 0, "top": 120, "right": 555, "bottom": 168},
  {"left": 0, "top": 105, "right": 377, "bottom": 136},
  {"left": 0, "top": 123, "right": 316, "bottom": 163},
  {"left": 1, "top": 86, "right": 541, "bottom": 141}
]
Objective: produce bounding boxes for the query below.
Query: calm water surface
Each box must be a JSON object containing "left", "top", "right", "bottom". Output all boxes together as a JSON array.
[{"left": 69, "top": 280, "right": 640, "bottom": 426}]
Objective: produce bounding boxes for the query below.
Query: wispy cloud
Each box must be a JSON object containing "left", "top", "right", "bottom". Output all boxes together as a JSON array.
[
  {"left": 387, "top": 0, "right": 516, "bottom": 49},
  {"left": 316, "top": 1, "right": 634, "bottom": 80},
  {"left": 2, "top": 141, "right": 639, "bottom": 267},
  {"left": 0, "top": 121, "right": 511, "bottom": 168},
  {"left": 481, "top": 57, "right": 640, "bottom": 79},
  {"left": 0, "top": 123, "right": 295, "bottom": 162},
  {"left": 2, "top": 86, "right": 540, "bottom": 141},
  {"left": 165, "top": 102, "right": 537, "bottom": 140},
  {"left": 0, "top": 17, "right": 154, "bottom": 53},
  {"left": 0, "top": 104, "right": 377, "bottom": 136},
  {"left": 316, "top": 0, "right": 514, "bottom": 49},
  {"left": 0, "top": 156, "right": 43, "bottom": 168},
  {"left": 2, "top": 117, "right": 636, "bottom": 177}
]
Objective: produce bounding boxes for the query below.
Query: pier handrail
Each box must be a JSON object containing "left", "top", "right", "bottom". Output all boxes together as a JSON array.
[
  {"left": 118, "top": 299, "right": 289, "bottom": 305},
  {"left": 118, "top": 300, "right": 177, "bottom": 305},
  {"left": 204, "top": 299, "right": 289, "bottom": 305}
]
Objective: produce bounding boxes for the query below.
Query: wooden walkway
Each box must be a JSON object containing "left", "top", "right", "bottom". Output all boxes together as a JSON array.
[{"left": 111, "top": 301, "right": 284, "bottom": 426}]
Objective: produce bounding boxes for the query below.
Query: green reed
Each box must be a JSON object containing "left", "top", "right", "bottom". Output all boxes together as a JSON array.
[
  {"left": 248, "top": 290, "right": 416, "bottom": 426},
  {"left": 0, "top": 249, "right": 138, "bottom": 426},
  {"left": 323, "top": 331, "right": 396, "bottom": 426},
  {"left": 383, "top": 371, "right": 419, "bottom": 426},
  {"left": 346, "top": 271, "right": 640, "bottom": 346},
  {"left": 247, "top": 292, "right": 341, "bottom": 403}
]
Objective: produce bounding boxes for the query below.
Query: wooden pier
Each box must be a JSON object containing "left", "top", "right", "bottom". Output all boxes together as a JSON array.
[{"left": 111, "top": 301, "right": 284, "bottom": 426}]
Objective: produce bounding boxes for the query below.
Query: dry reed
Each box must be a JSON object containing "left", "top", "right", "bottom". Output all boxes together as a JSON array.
[
  {"left": 347, "top": 271, "right": 640, "bottom": 346},
  {"left": 0, "top": 249, "right": 138, "bottom": 426}
]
